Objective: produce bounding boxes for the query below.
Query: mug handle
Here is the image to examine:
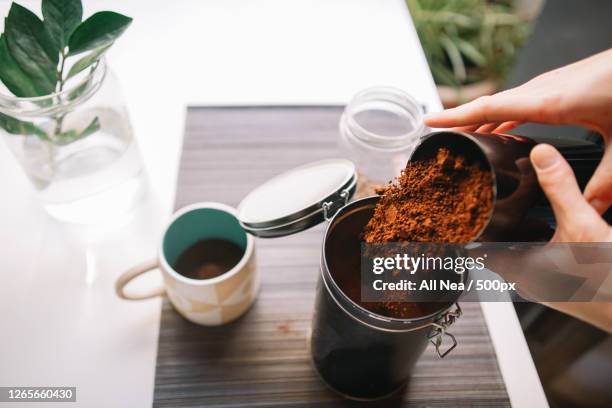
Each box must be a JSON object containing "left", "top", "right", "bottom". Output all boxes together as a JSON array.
[{"left": 115, "top": 259, "right": 166, "bottom": 300}]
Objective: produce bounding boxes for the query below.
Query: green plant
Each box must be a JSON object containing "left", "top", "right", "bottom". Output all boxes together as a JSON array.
[
  {"left": 407, "top": 0, "right": 530, "bottom": 88},
  {"left": 0, "top": 0, "right": 132, "bottom": 144}
]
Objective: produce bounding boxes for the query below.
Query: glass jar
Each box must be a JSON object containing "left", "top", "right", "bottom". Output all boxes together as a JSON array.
[
  {"left": 339, "top": 86, "right": 426, "bottom": 194},
  {"left": 0, "top": 59, "right": 145, "bottom": 224}
]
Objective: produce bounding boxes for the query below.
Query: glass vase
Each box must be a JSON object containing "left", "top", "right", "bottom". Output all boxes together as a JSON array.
[{"left": 0, "top": 59, "right": 145, "bottom": 224}]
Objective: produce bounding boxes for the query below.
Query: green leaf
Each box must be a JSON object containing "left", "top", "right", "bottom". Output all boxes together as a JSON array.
[
  {"left": 56, "top": 129, "right": 78, "bottom": 144},
  {"left": 455, "top": 37, "right": 486, "bottom": 67},
  {"left": 68, "top": 11, "right": 132, "bottom": 56},
  {"left": 431, "top": 64, "right": 460, "bottom": 88},
  {"left": 66, "top": 45, "right": 110, "bottom": 79},
  {"left": 79, "top": 116, "right": 100, "bottom": 139},
  {"left": 4, "top": 4, "right": 58, "bottom": 94},
  {"left": 56, "top": 116, "right": 100, "bottom": 144},
  {"left": 0, "top": 112, "right": 49, "bottom": 141},
  {"left": 439, "top": 34, "right": 466, "bottom": 82},
  {"left": 42, "top": 0, "right": 83, "bottom": 50},
  {"left": 0, "top": 34, "right": 47, "bottom": 97}
]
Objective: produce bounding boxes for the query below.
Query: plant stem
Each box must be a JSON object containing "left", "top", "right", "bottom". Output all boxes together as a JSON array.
[{"left": 53, "top": 48, "right": 68, "bottom": 139}]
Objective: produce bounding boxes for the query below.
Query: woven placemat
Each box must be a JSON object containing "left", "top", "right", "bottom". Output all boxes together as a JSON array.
[{"left": 153, "top": 106, "right": 510, "bottom": 407}]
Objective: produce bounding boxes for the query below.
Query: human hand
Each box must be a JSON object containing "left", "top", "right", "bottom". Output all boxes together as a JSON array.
[
  {"left": 425, "top": 49, "right": 612, "bottom": 331},
  {"left": 530, "top": 144, "right": 611, "bottom": 243},
  {"left": 425, "top": 49, "right": 612, "bottom": 214},
  {"left": 531, "top": 144, "right": 612, "bottom": 333}
]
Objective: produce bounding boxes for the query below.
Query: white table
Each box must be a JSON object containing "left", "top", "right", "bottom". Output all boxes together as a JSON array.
[{"left": 0, "top": 1, "right": 548, "bottom": 407}]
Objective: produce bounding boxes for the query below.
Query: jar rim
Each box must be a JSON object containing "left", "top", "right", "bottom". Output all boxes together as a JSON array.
[
  {"left": 342, "top": 86, "right": 425, "bottom": 149},
  {"left": 320, "top": 196, "right": 461, "bottom": 331},
  {"left": 0, "top": 57, "right": 107, "bottom": 116}
]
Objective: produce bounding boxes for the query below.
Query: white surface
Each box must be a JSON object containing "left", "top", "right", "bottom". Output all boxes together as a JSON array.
[
  {"left": 238, "top": 159, "right": 355, "bottom": 224},
  {"left": 482, "top": 301, "right": 550, "bottom": 408},
  {"left": 0, "top": 0, "right": 546, "bottom": 407}
]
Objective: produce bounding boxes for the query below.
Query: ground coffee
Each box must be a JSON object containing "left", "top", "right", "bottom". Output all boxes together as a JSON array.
[
  {"left": 352, "top": 147, "right": 493, "bottom": 318},
  {"left": 363, "top": 147, "right": 493, "bottom": 244},
  {"left": 173, "top": 239, "right": 244, "bottom": 280}
]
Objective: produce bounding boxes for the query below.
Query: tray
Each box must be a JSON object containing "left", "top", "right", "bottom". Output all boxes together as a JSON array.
[{"left": 153, "top": 106, "right": 510, "bottom": 407}]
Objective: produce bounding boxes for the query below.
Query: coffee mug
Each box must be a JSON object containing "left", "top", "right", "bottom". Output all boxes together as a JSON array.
[{"left": 115, "top": 202, "right": 258, "bottom": 326}]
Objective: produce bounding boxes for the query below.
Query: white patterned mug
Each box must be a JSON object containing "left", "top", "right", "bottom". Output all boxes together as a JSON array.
[{"left": 115, "top": 202, "right": 258, "bottom": 326}]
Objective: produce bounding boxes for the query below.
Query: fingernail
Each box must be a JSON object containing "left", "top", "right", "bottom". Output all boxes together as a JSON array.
[{"left": 531, "top": 144, "right": 560, "bottom": 170}]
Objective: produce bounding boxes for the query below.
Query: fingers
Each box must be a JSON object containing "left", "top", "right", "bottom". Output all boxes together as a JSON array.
[
  {"left": 450, "top": 121, "right": 522, "bottom": 134},
  {"left": 589, "top": 198, "right": 611, "bottom": 215},
  {"left": 476, "top": 123, "right": 501, "bottom": 133},
  {"left": 425, "top": 91, "right": 532, "bottom": 128},
  {"left": 584, "top": 145, "right": 612, "bottom": 214},
  {"left": 530, "top": 144, "right": 610, "bottom": 242},
  {"left": 494, "top": 121, "right": 523, "bottom": 133},
  {"left": 453, "top": 123, "right": 501, "bottom": 133},
  {"left": 452, "top": 125, "right": 480, "bottom": 132},
  {"left": 531, "top": 145, "right": 589, "bottom": 221}
]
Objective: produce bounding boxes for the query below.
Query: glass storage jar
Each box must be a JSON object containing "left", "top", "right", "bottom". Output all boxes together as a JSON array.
[
  {"left": 339, "top": 86, "right": 426, "bottom": 194},
  {"left": 0, "top": 59, "right": 145, "bottom": 224}
]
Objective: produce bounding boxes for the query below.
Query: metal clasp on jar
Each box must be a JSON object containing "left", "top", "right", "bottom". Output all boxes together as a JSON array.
[
  {"left": 322, "top": 187, "right": 354, "bottom": 221},
  {"left": 428, "top": 303, "right": 462, "bottom": 358}
]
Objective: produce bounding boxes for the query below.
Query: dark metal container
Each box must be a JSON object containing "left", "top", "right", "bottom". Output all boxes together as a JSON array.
[
  {"left": 236, "top": 159, "right": 464, "bottom": 401},
  {"left": 411, "top": 131, "right": 603, "bottom": 240},
  {"left": 310, "top": 196, "right": 462, "bottom": 400}
]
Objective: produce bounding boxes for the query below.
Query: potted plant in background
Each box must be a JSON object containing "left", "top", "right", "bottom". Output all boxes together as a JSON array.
[
  {"left": 0, "top": 0, "right": 144, "bottom": 224},
  {"left": 407, "top": 0, "right": 536, "bottom": 107}
]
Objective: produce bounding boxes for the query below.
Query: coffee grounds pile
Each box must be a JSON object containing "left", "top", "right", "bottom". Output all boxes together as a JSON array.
[
  {"left": 363, "top": 148, "right": 493, "bottom": 244},
  {"left": 358, "top": 148, "right": 493, "bottom": 319}
]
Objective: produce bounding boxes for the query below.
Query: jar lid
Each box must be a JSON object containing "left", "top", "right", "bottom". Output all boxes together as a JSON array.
[{"left": 237, "top": 159, "right": 357, "bottom": 237}]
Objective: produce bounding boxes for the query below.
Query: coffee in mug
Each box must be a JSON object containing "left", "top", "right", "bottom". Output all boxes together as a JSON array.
[
  {"left": 115, "top": 202, "right": 258, "bottom": 326},
  {"left": 173, "top": 239, "right": 245, "bottom": 280}
]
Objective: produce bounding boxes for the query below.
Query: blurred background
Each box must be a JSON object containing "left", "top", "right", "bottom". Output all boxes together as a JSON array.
[{"left": 408, "top": 0, "right": 539, "bottom": 108}]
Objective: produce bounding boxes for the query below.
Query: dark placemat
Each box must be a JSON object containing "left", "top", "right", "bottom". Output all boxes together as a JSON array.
[{"left": 153, "top": 106, "right": 510, "bottom": 407}]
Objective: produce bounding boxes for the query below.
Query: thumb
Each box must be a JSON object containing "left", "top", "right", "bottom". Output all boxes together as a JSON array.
[
  {"left": 584, "top": 145, "right": 612, "bottom": 214},
  {"left": 530, "top": 144, "right": 609, "bottom": 242}
]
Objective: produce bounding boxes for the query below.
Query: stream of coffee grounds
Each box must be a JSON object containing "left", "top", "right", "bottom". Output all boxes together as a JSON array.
[
  {"left": 360, "top": 147, "right": 494, "bottom": 318},
  {"left": 363, "top": 147, "right": 493, "bottom": 244}
]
